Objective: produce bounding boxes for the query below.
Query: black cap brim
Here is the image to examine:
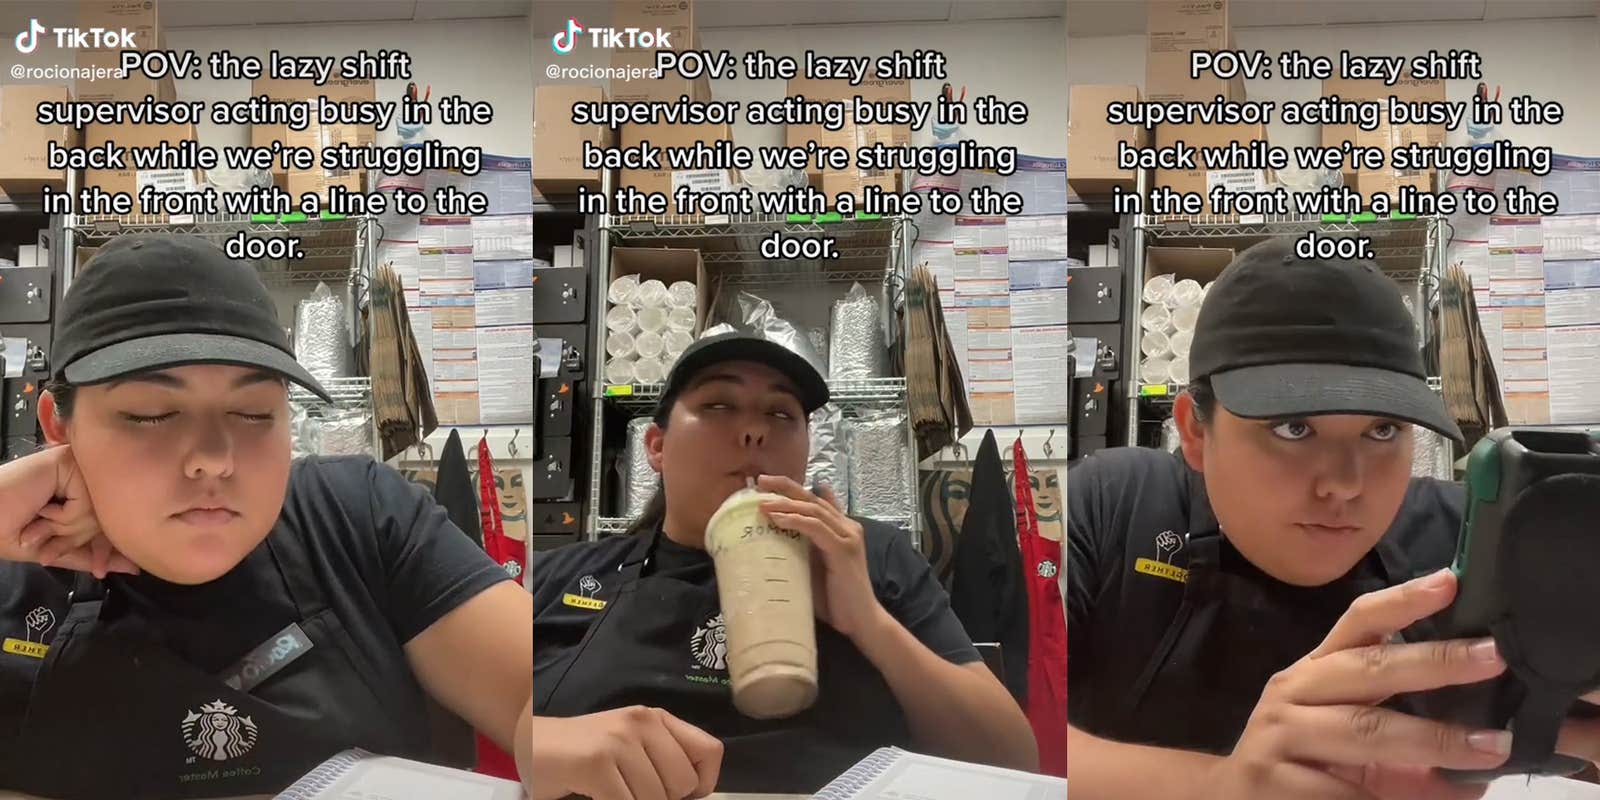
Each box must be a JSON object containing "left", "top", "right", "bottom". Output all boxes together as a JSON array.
[
  {"left": 1211, "top": 363, "right": 1463, "bottom": 443},
  {"left": 658, "top": 334, "right": 830, "bottom": 418},
  {"left": 62, "top": 332, "right": 334, "bottom": 403}
]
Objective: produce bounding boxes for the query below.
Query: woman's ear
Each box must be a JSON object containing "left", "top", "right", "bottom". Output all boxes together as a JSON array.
[
  {"left": 644, "top": 421, "right": 665, "bottom": 473},
  {"left": 1173, "top": 393, "right": 1205, "bottom": 473},
  {"left": 37, "top": 391, "right": 68, "bottom": 446}
]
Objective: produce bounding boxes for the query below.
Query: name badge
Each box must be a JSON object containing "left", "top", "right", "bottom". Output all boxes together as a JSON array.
[
  {"left": 562, "top": 593, "right": 607, "bottom": 611},
  {"left": 220, "top": 623, "right": 314, "bottom": 693},
  {"left": 2, "top": 638, "right": 48, "bottom": 659},
  {"left": 1134, "top": 557, "right": 1189, "bottom": 584}
]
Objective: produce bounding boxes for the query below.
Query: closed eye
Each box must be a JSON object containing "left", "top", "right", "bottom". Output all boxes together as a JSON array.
[{"left": 121, "top": 412, "right": 176, "bottom": 426}]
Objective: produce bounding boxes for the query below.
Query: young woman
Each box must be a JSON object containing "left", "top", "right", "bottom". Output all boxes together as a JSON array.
[
  {"left": 0, "top": 235, "right": 532, "bottom": 798},
  {"left": 529, "top": 332, "right": 1039, "bottom": 800},
  {"left": 1068, "top": 238, "right": 1600, "bottom": 799}
]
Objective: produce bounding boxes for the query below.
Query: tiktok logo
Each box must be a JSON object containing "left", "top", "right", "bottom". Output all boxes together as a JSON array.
[
  {"left": 14, "top": 18, "right": 45, "bottom": 54},
  {"left": 552, "top": 18, "right": 583, "bottom": 55}
]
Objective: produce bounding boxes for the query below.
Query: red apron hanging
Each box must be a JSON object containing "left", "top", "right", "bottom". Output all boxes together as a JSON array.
[
  {"left": 474, "top": 437, "right": 525, "bottom": 781},
  {"left": 1013, "top": 440, "right": 1067, "bottom": 778}
]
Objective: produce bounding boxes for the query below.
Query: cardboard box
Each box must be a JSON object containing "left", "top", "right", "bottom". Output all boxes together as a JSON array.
[
  {"left": 786, "top": 77, "right": 912, "bottom": 181},
  {"left": 1146, "top": 0, "right": 1245, "bottom": 103},
  {"left": 1144, "top": 245, "right": 1235, "bottom": 288},
  {"left": 282, "top": 123, "right": 366, "bottom": 203},
  {"left": 79, "top": 0, "right": 160, "bottom": 52},
  {"left": 75, "top": 48, "right": 176, "bottom": 104},
  {"left": 83, "top": 122, "right": 200, "bottom": 198},
  {"left": 1352, "top": 118, "right": 1436, "bottom": 204},
  {"left": 1153, "top": 121, "right": 1268, "bottom": 216},
  {"left": 1321, "top": 76, "right": 1446, "bottom": 175},
  {"left": 609, "top": 47, "right": 712, "bottom": 105},
  {"left": 534, "top": 85, "right": 614, "bottom": 196},
  {"left": 0, "top": 86, "right": 80, "bottom": 199},
  {"left": 249, "top": 77, "right": 378, "bottom": 161},
  {"left": 618, "top": 121, "right": 735, "bottom": 199},
  {"left": 817, "top": 118, "right": 900, "bottom": 207},
  {"left": 610, "top": 247, "right": 708, "bottom": 332},
  {"left": 1068, "top": 85, "right": 1149, "bottom": 196},
  {"left": 611, "top": 0, "right": 696, "bottom": 51}
]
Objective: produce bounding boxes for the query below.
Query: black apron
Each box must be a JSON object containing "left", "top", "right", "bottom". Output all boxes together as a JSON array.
[
  {"left": 535, "top": 528, "right": 914, "bottom": 794},
  {"left": 2, "top": 524, "right": 429, "bottom": 799}
]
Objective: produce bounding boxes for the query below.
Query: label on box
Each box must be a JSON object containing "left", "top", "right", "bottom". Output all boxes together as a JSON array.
[
  {"left": 671, "top": 170, "right": 730, "bottom": 196},
  {"left": 137, "top": 169, "right": 196, "bottom": 195},
  {"left": 1206, "top": 169, "right": 1264, "bottom": 197}
]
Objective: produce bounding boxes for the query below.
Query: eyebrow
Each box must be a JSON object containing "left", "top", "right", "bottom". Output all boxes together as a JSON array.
[
  {"left": 689, "top": 372, "right": 804, "bottom": 404},
  {"left": 106, "top": 369, "right": 284, "bottom": 391}
]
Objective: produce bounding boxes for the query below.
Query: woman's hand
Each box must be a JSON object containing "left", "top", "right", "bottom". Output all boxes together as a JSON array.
[
  {"left": 756, "top": 475, "right": 884, "bottom": 641},
  {"left": 528, "top": 707, "right": 722, "bottom": 800},
  {"left": 0, "top": 445, "right": 135, "bottom": 578},
  {"left": 1195, "top": 569, "right": 1511, "bottom": 800}
]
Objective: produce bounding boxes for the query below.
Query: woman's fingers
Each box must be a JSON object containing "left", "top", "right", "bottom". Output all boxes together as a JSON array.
[
  {"left": 1281, "top": 638, "right": 1507, "bottom": 706},
  {"left": 89, "top": 534, "right": 112, "bottom": 580},
  {"left": 767, "top": 511, "right": 848, "bottom": 555},
  {"left": 1313, "top": 569, "right": 1458, "bottom": 657},
  {"left": 657, "top": 710, "right": 723, "bottom": 798},
  {"left": 815, "top": 483, "right": 846, "bottom": 514},
  {"left": 1328, "top": 764, "right": 1490, "bottom": 800},
  {"left": 1268, "top": 704, "right": 1511, "bottom": 773}
]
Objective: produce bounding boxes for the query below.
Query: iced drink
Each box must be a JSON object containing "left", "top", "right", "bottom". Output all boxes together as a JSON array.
[{"left": 705, "top": 488, "right": 818, "bottom": 719}]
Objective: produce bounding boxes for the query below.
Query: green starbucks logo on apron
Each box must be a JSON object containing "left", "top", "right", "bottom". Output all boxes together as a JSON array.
[{"left": 181, "top": 700, "right": 259, "bottom": 761}]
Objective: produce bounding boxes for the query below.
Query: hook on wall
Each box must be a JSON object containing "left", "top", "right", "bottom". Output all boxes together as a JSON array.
[
  {"left": 508, "top": 429, "right": 521, "bottom": 458},
  {"left": 1043, "top": 429, "right": 1056, "bottom": 458}
]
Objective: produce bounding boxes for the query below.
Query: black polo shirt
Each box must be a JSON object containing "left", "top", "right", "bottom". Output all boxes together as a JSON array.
[
  {"left": 1067, "top": 446, "right": 1464, "bottom": 744},
  {"left": 531, "top": 518, "right": 982, "bottom": 791},
  {"left": 0, "top": 456, "right": 513, "bottom": 754}
]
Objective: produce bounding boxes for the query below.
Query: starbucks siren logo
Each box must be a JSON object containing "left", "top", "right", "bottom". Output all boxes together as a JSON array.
[
  {"left": 690, "top": 612, "right": 728, "bottom": 671},
  {"left": 181, "top": 700, "right": 259, "bottom": 761}
]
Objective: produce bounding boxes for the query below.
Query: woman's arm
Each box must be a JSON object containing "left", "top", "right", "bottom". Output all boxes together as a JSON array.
[
  {"left": 403, "top": 582, "right": 534, "bottom": 759},
  {"left": 852, "top": 605, "right": 1040, "bottom": 771}
]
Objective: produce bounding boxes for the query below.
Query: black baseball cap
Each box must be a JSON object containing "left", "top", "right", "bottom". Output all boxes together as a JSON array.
[
  {"left": 1190, "top": 238, "right": 1462, "bottom": 442},
  {"left": 53, "top": 234, "right": 333, "bottom": 402},
  {"left": 654, "top": 332, "right": 830, "bottom": 422}
]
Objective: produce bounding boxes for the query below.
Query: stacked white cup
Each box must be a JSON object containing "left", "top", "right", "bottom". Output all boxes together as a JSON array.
[
  {"left": 606, "top": 275, "right": 698, "bottom": 384},
  {"left": 1140, "top": 275, "right": 1212, "bottom": 385}
]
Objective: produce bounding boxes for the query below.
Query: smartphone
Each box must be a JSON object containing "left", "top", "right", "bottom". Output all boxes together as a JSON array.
[{"left": 1408, "top": 428, "right": 1600, "bottom": 781}]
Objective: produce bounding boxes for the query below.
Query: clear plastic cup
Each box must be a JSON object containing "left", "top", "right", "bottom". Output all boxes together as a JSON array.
[
  {"left": 637, "top": 306, "right": 667, "bottom": 333},
  {"left": 633, "top": 356, "right": 666, "bottom": 384},
  {"left": 607, "top": 329, "right": 636, "bottom": 359},
  {"left": 1141, "top": 357, "right": 1171, "bottom": 385},
  {"left": 1171, "top": 304, "right": 1200, "bottom": 332},
  {"left": 664, "top": 329, "right": 693, "bottom": 361},
  {"left": 1168, "top": 356, "right": 1191, "bottom": 385},
  {"left": 1169, "top": 329, "right": 1193, "bottom": 358},
  {"left": 635, "top": 330, "right": 665, "bottom": 359},
  {"left": 608, "top": 274, "right": 640, "bottom": 306},
  {"left": 1141, "top": 329, "right": 1171, "bottom": 358},
  {"left": 1143, "top": 274, "right": 1175, "bottom": 305},
  {"left": 667, "top": 307, "right": 697, "bottom": 332},
  {"left": 1140, "top": 303, "right": 1171, "bottom": 332},
  {"left": 669, "top": 281, "right": 698, "bottom": 307},
  {"left": 636, "top": 279, "right": 670, "bottom": 308},
  {"left": 1168, "top": 279, "right": 1203, "bottom": 308},
  {"left": 605, "top": 305, "right": 637, "bottom": 333},
  {"left": 605, "top": 357, "right": 636, "bottom": 385}
]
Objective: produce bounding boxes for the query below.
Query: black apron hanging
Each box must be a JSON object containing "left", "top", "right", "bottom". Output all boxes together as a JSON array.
[
  {"left": 1109, "top": 530, "right": 1403, "bottom": 754},
  {"left": 535, "top": 528, "right": 915, "bottom": 794},
  {"left": 2, "top": 524, "right": 430, "bottom": 799}
]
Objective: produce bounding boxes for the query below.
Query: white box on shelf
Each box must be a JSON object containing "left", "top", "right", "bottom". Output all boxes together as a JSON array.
[
  {"left": 553, "top": 245, "right": 576, "bottom": 267},
  {"left": 17, "top": 245, "right": 38, "bottom": 267},
  {"left": 1088, "top": 245, "right": 1109, "bottom": 267}
]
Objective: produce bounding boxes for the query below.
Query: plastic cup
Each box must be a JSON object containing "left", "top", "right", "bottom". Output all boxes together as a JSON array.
[
  {"left": 1140, "top": 303, "right": 1171, "bottom": 332},
  {"left": 637, "top": 306, "right": 667, "bottom": 333},
  {"left": 1168, "top": 356, "right": 1191, "bottom": 385},
  {"left": 635, "top": 330, "right": 665, "bottom": 359},
  {"left": 605, "top": 358, "right": 636, "bottom": 385},
  {"left": 1171, "top": 305, "right": 1200, "bottom": 332},
  {"left": 705, "top": 488, "right": 818, "bottom": 720},
  {"left": 665, "top": 329, "right": 694, "bottom": 361},
  {"left": 669, "top": 281, "right": 698, "bottom": 307},
  {"left": 608, "top": 274, "right": 640, "bottom": 306},
  {"left": 607, "top": 330, "right": 636, "bottom": 359},
  {"left": 668, "top": 307, "right": 697, "bottom": 332},
  {"left": 636, "top": 279, "right": 670, "bottom": 308},
  {"left": 1142, "top": 357, "right": 1171, "bottom": 385},
  {"left": 1143, "top": 274, "right": 1175, "bottom": 305},
  {"left": 1169, "top": 329, "right": 1193, "bottom": 358},
  {"left": 633, "top": 356, "right": 666, "bottom": 384},
  {"left": 605, "top": 305, "right": 637, "bottom": 333},
  {"left": 1169, "top": 279, "right": 1203, "bottom": 308},
  {"left": 1141, "top": 329, "right": 1171, "bottom": 358}
]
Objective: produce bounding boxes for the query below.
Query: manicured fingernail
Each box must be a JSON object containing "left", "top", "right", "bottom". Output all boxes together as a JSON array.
[
  {"left": 1469, "top": 730, "right": 1513, "bottom": 755},
  {"left": 1423, "top": 568, "right": 1453, "bottom": 590},
  {"left": 1470, "top": 638, "right": 1501, "bottom": 662}
]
